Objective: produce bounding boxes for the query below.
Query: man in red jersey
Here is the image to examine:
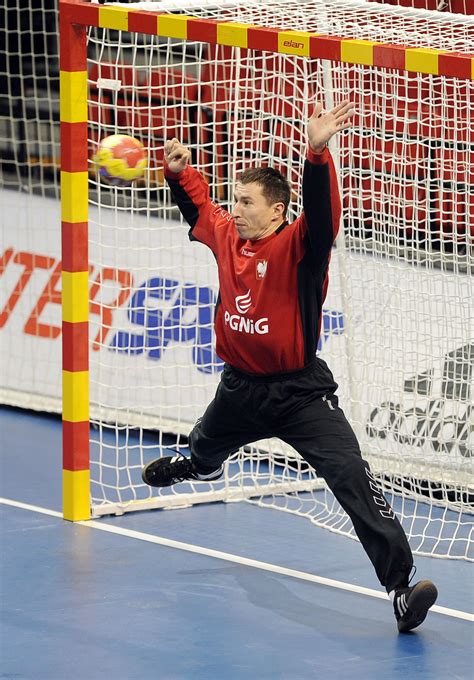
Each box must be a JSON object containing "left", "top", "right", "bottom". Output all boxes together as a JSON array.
[{"left": 142, "top": 102, "right": 437, "bottom": 632}]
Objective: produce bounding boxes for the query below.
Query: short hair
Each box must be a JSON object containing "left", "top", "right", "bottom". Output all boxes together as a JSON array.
[{"left": 238, "top": 167, "right": 291, "bottom": 214}]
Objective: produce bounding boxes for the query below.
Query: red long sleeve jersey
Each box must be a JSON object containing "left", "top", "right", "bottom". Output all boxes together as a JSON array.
[{"left": 165, "top": 147, "right": 341, "bottom": 375}]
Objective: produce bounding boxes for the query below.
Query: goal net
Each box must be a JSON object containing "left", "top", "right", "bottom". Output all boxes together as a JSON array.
[{"left": 11, "top": 0, "right": 474, "bottom": 558}]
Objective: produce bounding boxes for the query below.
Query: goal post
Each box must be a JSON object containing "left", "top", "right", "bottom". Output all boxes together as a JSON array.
[
  {"left": 60, "top": 8, "right": 89, "bottom": 521},
  {"left": 59, "top": 0, "right": 473, "bottom": 560}
]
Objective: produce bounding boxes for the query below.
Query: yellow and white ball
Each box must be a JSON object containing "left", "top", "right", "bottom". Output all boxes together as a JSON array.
[{"left": 93, "top": 134, "right": 147, "bottom": 187}]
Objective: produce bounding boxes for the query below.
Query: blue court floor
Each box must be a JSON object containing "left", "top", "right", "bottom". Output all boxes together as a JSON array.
[{"left": 1, "top": 406, "right": 473, "bottom": 680}]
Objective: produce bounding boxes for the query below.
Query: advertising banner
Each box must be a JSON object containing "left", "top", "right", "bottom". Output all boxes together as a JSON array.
[{"left": 1, "top": 189, "right": 472, "bottom": 472}]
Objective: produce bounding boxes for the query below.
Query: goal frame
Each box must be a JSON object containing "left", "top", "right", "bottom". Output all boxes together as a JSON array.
[{"left": 59, "top": 0, "right": 473, "bottom": 521}]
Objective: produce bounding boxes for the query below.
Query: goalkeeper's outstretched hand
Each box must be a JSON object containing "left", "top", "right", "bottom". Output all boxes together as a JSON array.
[
  {"left": 308, "top": 101, "right": 355, "bottom": 153},
  {"left": 164, "top": 138, "right": 191, "bottom": 173}
]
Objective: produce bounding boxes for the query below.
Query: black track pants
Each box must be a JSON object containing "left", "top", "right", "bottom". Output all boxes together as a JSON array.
[{"left": 189, "top": 358, "right": 414, "bottom": 592}]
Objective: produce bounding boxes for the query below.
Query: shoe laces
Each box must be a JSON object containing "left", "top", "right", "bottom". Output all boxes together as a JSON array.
[{"left": 395, "top": 565, "right": 417, "bottom": 595}]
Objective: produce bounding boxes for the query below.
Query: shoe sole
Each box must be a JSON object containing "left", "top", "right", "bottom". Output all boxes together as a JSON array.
[{"left": 398, "top": 580, "right": 438, "bottom": 633}]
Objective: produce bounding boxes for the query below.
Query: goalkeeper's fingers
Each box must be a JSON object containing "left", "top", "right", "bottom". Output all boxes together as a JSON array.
[
  {"left": 164, "top": 137, "right": 181, "bottom": 155},
  {"left": 167, "top": 146, "right": 190, "bottom": 163},
  {"left": 309, "top": 102, "right": 323, "bottom": 119}
]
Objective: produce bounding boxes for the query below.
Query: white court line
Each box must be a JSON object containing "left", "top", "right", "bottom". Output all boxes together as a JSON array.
[{"left": 2, "top": 496, "right": 473, "bottom": 624}]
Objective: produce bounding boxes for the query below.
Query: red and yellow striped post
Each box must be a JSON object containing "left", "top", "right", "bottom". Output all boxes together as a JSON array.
[{"left": 60, "top": 7, "right": 90, "bottom": 521}]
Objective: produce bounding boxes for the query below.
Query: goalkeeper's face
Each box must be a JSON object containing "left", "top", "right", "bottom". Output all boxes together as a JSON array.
[{"left": 232, "top": 182, "right": 285, "bottom": 242}]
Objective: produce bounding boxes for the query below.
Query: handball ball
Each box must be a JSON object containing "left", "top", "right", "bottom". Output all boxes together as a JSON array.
[{"left": 93, "top": 134, "right": 147, "bottom": 186}]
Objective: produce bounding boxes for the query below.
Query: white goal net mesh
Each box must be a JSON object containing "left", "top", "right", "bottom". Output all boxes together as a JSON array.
[
  {"left": 79, "top": 0, "right": 474, "bottom": 560},
  {"left": 1, "top": 0, "right": 472, "bottom": 559}
]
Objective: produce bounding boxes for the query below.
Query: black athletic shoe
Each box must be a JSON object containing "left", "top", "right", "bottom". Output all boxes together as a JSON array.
[
  {"left": 141, "top": 453, "right": 223, "bottom": 488},
  {"left": 394, "top": 580, "right": 438, "bottom": 633}
]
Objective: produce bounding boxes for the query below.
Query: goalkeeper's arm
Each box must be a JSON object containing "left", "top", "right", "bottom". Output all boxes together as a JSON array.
[
  {"left": 298, "top": 101, "right": 354, "bottom": 265},
  {"left": 163, "top": 138, "right": 229, "bottom": 253}
]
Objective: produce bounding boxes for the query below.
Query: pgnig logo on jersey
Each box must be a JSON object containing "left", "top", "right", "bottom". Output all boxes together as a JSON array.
[
  {"left": 224, "top": 290, "right": 269, "bottom": 335},
  {"left": 224, "top": 312, "right": 269, "bottom": 335}
]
